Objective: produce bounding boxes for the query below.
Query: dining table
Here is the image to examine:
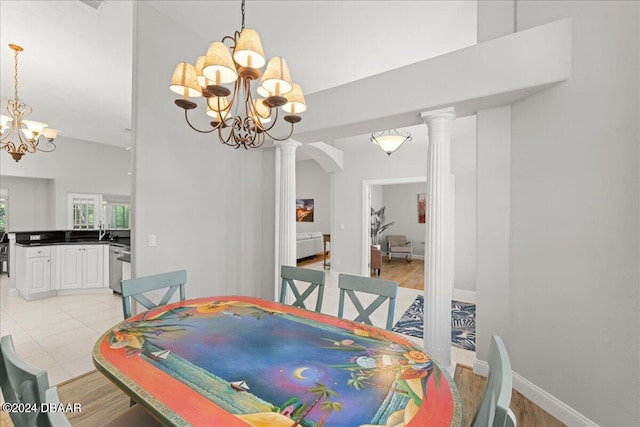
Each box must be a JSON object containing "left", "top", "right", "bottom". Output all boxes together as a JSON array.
[{"left": 93, "top": 296, "right": 462, "bottom": 426}]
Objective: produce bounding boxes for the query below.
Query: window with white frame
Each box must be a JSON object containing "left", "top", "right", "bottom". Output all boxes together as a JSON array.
[
  {"left": 0, "top": 189, "right": 8, "bottom": 233},
  {"left": 102, "top": 195, "right": 130, "bottom": 229},
  {"left": 68, "top": 193, "right": 101, "bottom": 229}
]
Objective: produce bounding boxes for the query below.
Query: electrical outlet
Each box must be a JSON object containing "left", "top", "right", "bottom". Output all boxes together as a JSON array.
[{"left": 148, "top": 234, "right": 157, "bottom": 247}]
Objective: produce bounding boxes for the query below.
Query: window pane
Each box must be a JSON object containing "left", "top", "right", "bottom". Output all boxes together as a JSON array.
[
  {"left": 0, "top": 189, "right": 7, "bottom": 232},
  {"left": 72, "top": 198, "right": 96, "bottom": 229},
  {"left": 0, "top": 200, "right": 6, "bottom": 232},
  {"left": 109, "top": 204, "right": 130, "bottom": 229}
]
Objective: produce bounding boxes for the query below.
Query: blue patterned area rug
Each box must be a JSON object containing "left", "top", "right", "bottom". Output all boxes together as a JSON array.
[{"left": 392, "top": 295, "right": 476, "bottom": 352}]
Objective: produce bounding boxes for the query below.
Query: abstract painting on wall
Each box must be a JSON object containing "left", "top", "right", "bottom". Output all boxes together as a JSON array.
[
  {"left": 296, "top": 199, "right": 314, "bottom": 222},
  {"left": 418, "top": 193, "right": 426, "bottom": 223}
]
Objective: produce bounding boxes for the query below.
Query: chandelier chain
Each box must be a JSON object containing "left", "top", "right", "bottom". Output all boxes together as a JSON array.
[
  {"left": 241, "top": 0, "right": 245, "bottom": 29},
  {"left": 13, "top": 48, "right": 19, "bottom": 102}
]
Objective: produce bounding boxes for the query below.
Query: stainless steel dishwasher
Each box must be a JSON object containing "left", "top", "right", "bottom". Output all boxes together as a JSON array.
[{"left": 109, "top": 245, "right": 124, "bottom": 293}]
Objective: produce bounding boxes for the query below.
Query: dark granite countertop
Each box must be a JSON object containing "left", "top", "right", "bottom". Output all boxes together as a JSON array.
[{"left": 12, "top": 229, "right": 130, "bottom": 251}]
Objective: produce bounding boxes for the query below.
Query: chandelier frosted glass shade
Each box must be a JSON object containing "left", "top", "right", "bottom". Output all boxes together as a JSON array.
[
  {"left": 371, "top": 129, "right": 412, "bottom": 156},
  {"left": 1, "top": 44, "right": 60, "bottom": 162},
  {"left": 169, "top": 1, "right": 305, "bottom": 149}
]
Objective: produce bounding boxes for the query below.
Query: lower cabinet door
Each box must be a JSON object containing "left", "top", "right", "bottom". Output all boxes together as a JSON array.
[
  {"left": 26, "top": 256, "right": 51, "bottom": 293},
  {"left": 61, "top": 246, "right": 83, "bottom": 289},
  {"left": 83, "top": 245, "right": 104, "bottom": 288}
]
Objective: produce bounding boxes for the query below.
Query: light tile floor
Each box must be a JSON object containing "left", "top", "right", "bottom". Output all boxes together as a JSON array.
[
  {"left": 0, "top": 274, "right": 124, "bottom": 385},
  {"left": 0, "top": 263, "right": 474, "bottom": 387}
]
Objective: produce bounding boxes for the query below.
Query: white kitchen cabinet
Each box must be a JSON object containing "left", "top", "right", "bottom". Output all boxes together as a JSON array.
[
  {"left": 60, "top": 244, "right": 105, "bottom": 289},
  {"left": 26, "top": 255, "right": 51, "bottom": 293},
  {"left": 15, "top": 246, "right": 55, "bottom": 300}
]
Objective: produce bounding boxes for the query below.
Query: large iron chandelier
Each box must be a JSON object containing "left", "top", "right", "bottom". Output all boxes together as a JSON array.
[
  {"left": 1, "top": 44, "right": 60, "bottom": 162},
  {"left": 371, "top": 129, "right": 412, "bottom": 156},
  {"left": 169, "top": 0, "right": 306, "bottom": 150}
]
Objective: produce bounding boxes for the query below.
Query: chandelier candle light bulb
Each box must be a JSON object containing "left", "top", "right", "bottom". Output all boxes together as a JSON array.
[
  {"left": 1, "top": 44, "right": 60, "bottom": 162},
  {"left": 169, "top": 0, "right": 306, "bottom": 149}
]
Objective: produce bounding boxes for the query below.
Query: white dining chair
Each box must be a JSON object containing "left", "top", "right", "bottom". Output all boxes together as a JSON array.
[
  {"left": 1, "top": 334, "right": 50, "bottom": 427},
  {"left": 337, "top": 273, "right": 398, "bottom": 330},
  {"left": 279, "top": 265, "right": 326, "bottom": 312},
  {"left": 471, "top": 335, "right": 517, "bottom": 427}
]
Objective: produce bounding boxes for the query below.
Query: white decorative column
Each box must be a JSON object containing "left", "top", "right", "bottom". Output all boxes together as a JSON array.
[
  {"left": 275, "top": 139, "right": 301, "bottom": 271},
  {"left": 421, "top": 108, "right": 456, "bottom": 373}
]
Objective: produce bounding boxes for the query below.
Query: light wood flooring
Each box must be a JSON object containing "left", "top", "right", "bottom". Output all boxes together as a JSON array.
[
  {"left": 375, "top": 257, "right": 425, "bottom": 290},
  {"left": 1, "top": 366, "right": 564, "bottom": 426},
  {"left": 298, "top": 253, "right": 425, "bottom": 291}
]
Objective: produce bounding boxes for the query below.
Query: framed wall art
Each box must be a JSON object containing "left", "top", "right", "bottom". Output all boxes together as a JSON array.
[
  {"left": 418, "top": 193, "right": 426, "bottom": 223},
  {"left": 296, "top": 199, "right": 314, "bottom": 222}
]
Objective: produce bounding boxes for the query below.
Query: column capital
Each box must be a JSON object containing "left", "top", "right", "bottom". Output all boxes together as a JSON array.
[
  {"left": 274, "top": 139, "right": 302, "bottom": 150},
  {"left": 420, "top": 107, "right": 456, "bottom": 124}
]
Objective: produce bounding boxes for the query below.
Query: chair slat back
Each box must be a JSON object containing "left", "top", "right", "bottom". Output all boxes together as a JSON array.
[
  {"left": 121, "top": 269, "right": 187, "bottom": 318},
  {"left": 471, "top": 335, "right": 516, "bottom": 427},
  {"left": 279, "top": 266, "right": 326, "bottom": 312},
  {"left": 337, "top": 273, "right": 398, "bottom": 330},
  {"left": 1, "top": 335, "right": 50, "bottom": 427}
]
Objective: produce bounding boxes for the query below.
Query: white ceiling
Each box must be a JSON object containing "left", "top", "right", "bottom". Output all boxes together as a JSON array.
[{"left": 0, "top": 0, "right": 477, "bottom": 149}]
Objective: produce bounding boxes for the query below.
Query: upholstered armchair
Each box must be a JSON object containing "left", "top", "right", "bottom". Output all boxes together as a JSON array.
[{"left": 386, "top": 235, "right": 413, "bottom": 262}]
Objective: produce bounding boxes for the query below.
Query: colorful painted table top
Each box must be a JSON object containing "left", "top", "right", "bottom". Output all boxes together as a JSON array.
[{"left": 93, "top": 296, "right": 462, "bottom": 427}]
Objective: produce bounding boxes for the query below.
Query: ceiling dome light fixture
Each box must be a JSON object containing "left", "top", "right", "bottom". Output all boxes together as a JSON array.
[
  {"left": 371, "top": 129, "right": 412, "bottom": 156},
  {"left": 169, "top": 0, "right": 306, "bottom": 150},
  {"left": 0, "top": 44, "right": 60, "bottom": 162}
]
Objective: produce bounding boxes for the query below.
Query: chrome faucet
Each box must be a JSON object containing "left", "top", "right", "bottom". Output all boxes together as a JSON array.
[{"left": 99, "top": 222, "right": 107, "bottom": 241}]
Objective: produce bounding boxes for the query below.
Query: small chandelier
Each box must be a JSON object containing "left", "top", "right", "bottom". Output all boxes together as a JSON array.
[
  {"left": 1, "top": 44, "right": 60, "bottom": 162},
  {"left": 169, "top": 0, "right": 306, "bottom": 150},
  {"left": 371, "top": 129, "right": 412, "bottom": 156}
]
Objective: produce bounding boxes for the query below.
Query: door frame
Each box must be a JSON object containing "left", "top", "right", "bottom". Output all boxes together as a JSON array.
[{"left": 361, "top": 176, "right": 426, "bottom": 276}]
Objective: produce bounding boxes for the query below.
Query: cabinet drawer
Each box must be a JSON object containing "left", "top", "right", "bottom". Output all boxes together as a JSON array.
[{"left": 26, "top": 246, "right": 51, "bottom": 258}]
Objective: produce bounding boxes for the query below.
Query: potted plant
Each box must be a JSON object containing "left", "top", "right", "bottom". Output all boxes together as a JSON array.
[{"left": 370, "top": 206, "right": 394, "bottom": 248}]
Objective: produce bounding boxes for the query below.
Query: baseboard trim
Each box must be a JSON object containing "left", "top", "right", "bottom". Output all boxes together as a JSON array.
[
  {"left": 452, "top": 288, "right": 476, "bottom": 303},
  {"left": 473, "top": 359, "right": 599, "bottom": 426},
  {"left": 57, "top": 288, "right": 113, "bottom": 296}
]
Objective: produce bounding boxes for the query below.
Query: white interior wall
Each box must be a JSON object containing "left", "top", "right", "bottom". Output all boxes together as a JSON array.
[
  {"left": 0, "top": 135, "right": 131, "bottom": 229},
  {"left": 451, "top": 120, "right": 477, "bottom": 292},
  {"left": 506, "top": 2, "right": 638, "bottom": 424},
  {"left": 475, "top": 105, "right": 512, "bottom": 358},
  {"left": 380, "top": 183, "right": 427, "bottom": 257},
  {"left": 295, "top": 159, "right": 330, "bottom": 234},
  {"left": 333, "top": 135, "right": 430, "bottom": 273},
  {"left": 0, "top": 176, "right": 54, "bottom": 231},
  {"left": 132, "top": 2, "right": 275, "bottom": 300},
  {"left": 370, "top": 184, "right": 383, "bottom": 213},
  {"left": 332, "top": 117, "right": 476, "bottom": 295}
]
